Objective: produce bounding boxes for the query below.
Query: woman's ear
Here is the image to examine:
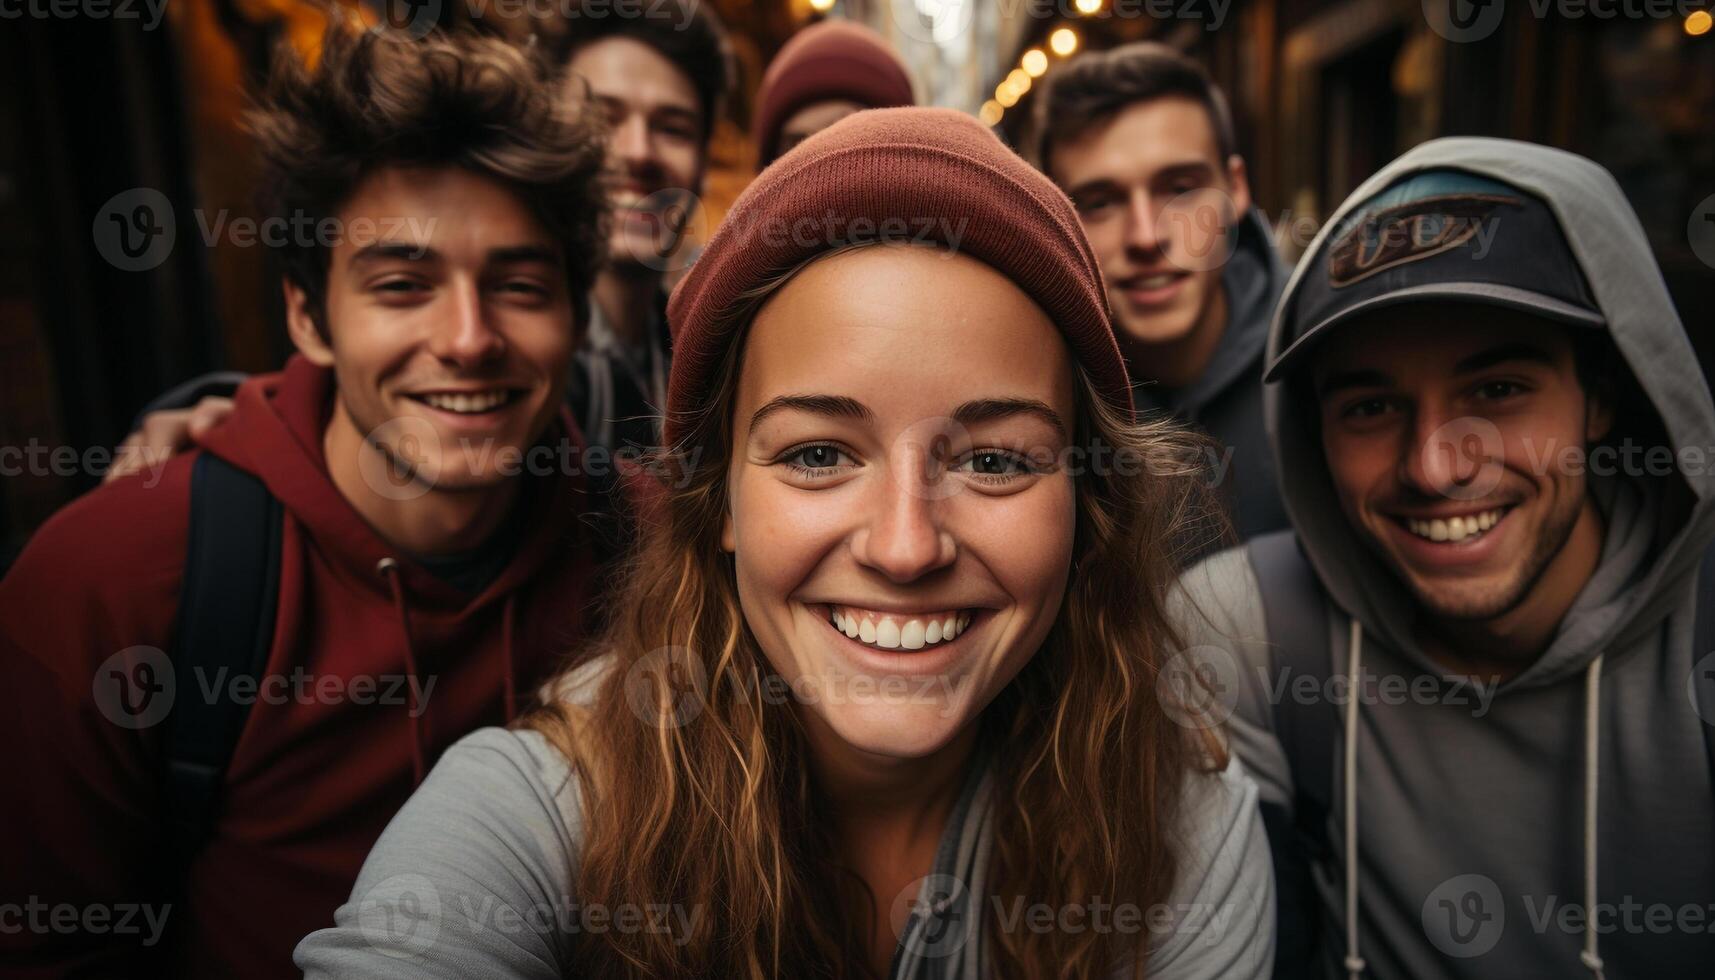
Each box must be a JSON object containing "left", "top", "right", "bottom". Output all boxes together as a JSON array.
[
  {"left": 284, "top": 281, "right": 335, "bottom": 367},
  {"left": 720, "top": 508, "right": 736, "bottom": 553}
]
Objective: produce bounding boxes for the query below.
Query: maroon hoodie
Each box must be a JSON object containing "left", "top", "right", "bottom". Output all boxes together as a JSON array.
[{"left": 0, "top": 356, "right": 601, "bottom": 978}]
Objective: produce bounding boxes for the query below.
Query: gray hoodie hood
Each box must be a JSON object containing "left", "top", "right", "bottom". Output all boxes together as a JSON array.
[{"left": 1265, "top": 137, "right": 1715, "bottom": 688}]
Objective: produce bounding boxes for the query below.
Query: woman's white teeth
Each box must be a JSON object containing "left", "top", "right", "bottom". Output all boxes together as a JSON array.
[
  {"left": 876, "top": 620, "right": 901, "bottom": 648},
  {"left": 420, "top": 390, "right": 509, "bottom": 414},
  {"left": 1406, "top": 508, "right": 1504, "bottom": 543},
  {"left": 829, "top": 606, "right": 971, "bottom": 651},
  {"left": 1136, "top": 274, "right": 1176, "bottom": 289}
]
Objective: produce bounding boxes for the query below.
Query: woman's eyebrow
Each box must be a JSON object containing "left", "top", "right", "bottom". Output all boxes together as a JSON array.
[
  {"left": 748, "top": 394, "right": 873, "bottom": 433},
  {"left": 951, "top": 398, "right": 1067, "bottom": 438}
]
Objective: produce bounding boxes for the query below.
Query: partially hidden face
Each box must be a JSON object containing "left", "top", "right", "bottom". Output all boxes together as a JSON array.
[
  {"left": 565, "top": 37, "right": 705, "bottom": 272},
  {"left": 722, "top": 245, "right": 1079, "bottom": 761},
  {"left": 295, "top": 166, "right": 575, "bottom": 492},
  {"left": 1052, "top": 96, "right": 1248, "bottom": 352},
  {"left": 774, "top": 98, "right": 867, "bottom": 159},
  {"left": 1312, "top": 307, "right": 1610, "bottom": 622}
]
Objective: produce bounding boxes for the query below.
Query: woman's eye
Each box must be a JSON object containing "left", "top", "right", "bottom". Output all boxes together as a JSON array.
[
  {"left": 780, "top": 444, "right": 851, "bottom": 472},
  {"left": 957, "top": 450, "right": 1034, "bottom": 480}
]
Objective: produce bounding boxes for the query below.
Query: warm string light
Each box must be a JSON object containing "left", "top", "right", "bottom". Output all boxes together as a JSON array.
[{"left": 982, "top": 26, "right": 1081, "bottom": 127}]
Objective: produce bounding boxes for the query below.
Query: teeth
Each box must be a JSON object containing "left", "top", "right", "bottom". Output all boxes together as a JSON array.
[
  {"left": 827, "top": 605, "right": 972, "bottom": 652},
  {"left": 899, "top": 620, "right": 925, "bottom": 650},
  {"left": 1405, "top": 508, "right": 1506, "bottom": 543},
  {"left": 1136, "top": 274, "right": 1174, "bottom": 289},
  {"left": 420, "top": 390, "right": 509, "bottom": 414},
  {"left": 875, "top": 620, "right": 901, "bottom": 649}
]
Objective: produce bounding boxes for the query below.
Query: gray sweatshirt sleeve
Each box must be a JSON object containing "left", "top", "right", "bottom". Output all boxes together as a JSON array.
[
  {"left": 294, "top": 727, "right": 582, "bottom": 979},
  {"left": 1168, "top": 545, "right": 1296, "bottom": 814},
  {"left": 1143, "top": 754, "right": 1277, "bottom": 980}
]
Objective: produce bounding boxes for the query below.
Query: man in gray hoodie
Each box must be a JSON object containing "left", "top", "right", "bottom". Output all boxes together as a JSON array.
[
  {"left": 1172, "top": 137, "right": 1715, "bottom": 978},
  {"left": 1038, "top": 42, "right": 1290, "bottom": 541}
]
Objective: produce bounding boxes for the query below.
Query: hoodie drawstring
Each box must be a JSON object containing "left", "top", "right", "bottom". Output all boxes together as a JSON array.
[
  {"left": 1581, "top": 655, "right": 1606, "bottom": 979},
  {"left": 376, "top": 558, "right": 428, "bottom": 785},
  {"left": 1343, "top": 619, "right": 1367, "bottom": 980},
  {"left": 1339, "top": 626, "right": 1608, "bottom": 980},
  {"left": 377, "top": 559, "right": 523, "bottom": 786}
]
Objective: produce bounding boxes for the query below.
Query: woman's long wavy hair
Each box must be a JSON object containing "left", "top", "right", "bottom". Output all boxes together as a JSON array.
[{"left": 526, "top": 242, "right": 1231, "bottom": 979}]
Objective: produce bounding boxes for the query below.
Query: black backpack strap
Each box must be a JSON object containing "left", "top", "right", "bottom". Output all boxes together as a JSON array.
[
  {"left": 1248, "top": 530, "right": 1338, "bottom": 853},
  {"left": 129, "top": 371, "right": 248, "bottom": 433},
  {"left": 163, "top": 452, "right": 282, "bottom": 864},
  {"left": 1246, "top": 530, "right": 1338, "bottom": 980}
]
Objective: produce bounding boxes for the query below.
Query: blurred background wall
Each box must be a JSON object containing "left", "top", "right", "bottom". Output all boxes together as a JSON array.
[{"left": 2, "top": 0, "right": 1712, "bottom": 566}]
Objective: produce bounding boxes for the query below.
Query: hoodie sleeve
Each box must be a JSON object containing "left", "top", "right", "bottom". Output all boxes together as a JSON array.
[
  {"left": 1167, "top": 546, "right": 1295, "bottom": 813},
  {"left": 294, "top": 727, "right": 582, "bottom": 979},
  {"left": 1143, "top": 754, "right": 1276, "bottom": 980},
  {"left": 0, "top": 466, "right": 192, "bottom": 977}
]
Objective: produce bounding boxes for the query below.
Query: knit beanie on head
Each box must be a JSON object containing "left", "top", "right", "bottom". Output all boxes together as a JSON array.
[
  {"left": 666, "top": 106, "right": 1132, "bottom": 447},
  {"left": 752, "top": 20, "right": 915, "bottom": 166}
]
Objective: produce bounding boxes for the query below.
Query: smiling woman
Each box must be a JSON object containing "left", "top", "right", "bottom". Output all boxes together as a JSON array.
[{"left": 297, "top": 107, "right": 1274, "bottom": 980}]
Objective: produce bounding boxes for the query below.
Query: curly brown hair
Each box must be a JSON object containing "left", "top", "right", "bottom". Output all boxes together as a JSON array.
[
  {"left": 527, "top": 241, "right": 1232, "bottom": 979},
  {"left": 248, "top": 24, "right": 610, "bottom": 330}
]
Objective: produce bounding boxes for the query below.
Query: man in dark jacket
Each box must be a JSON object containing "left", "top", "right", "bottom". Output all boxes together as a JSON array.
[
  {"left": 0, "top": 27, "right": 609, "bottom": 978},
  {"left": 1037, "top": 42, "right": 1289, "bottom": 541}
]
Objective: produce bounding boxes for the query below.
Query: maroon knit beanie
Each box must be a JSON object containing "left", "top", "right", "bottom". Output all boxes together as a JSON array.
[
  {"left": 665, "top": 106, "right": 1132, "bottom": 448},
  {"left": 752, "top": 20, "right": 916, "bottom": 166}
]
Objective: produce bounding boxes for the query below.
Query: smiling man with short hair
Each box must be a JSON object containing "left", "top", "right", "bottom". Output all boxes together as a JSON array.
[
  {"left": 0, "top": 27, "right": 610, "bottom": 978},
  {"left": 1039, "top": 41, "right": 1289, "bottom": 540}
]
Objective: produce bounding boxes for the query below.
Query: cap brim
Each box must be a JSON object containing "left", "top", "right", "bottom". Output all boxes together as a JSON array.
[{"left": 1264, "top": 282, "right": 1607, "bottom": 383}]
